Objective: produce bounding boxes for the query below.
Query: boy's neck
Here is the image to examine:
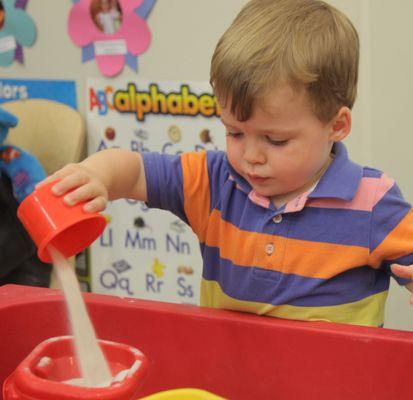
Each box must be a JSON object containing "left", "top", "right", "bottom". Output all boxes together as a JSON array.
[{"left": 271, "top": 154, "right": 334, "bottom": 209}]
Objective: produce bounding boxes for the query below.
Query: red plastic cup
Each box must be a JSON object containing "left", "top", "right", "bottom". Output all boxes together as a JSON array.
[
  {"left": 17, "top": 180, "right": 107, "bottom": 263},
  {"left": 3, "top": 336, "right": 148, "bottom": 400}
]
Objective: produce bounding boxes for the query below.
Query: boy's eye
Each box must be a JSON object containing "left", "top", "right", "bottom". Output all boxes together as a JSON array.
[
  {"left": 226, "top": 131, "right": 243, "bottom": 138},
  {"left": 266, "top": 136, "right": 288, "bottom": 146}
]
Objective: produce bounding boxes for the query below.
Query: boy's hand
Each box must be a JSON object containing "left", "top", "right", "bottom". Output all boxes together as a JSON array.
[
  {"left": 37, "top": 163, "right": 108, "bottom": 213},
  {"left": 390, "top": 264, "right": 413, "bottom": 304}
]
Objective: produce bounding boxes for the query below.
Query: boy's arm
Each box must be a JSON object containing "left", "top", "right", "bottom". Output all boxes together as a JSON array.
[
  {"left": 81, "top": 149, "right": 147, "bottom": 201},
  {"left": 40, "top": 148, "right": 147, "bottom": 213},
  {"left": 368, "top": 174, "right": 413, "bottom": 305}
]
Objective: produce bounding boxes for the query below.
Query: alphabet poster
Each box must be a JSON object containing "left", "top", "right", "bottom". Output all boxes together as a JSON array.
[{"left": 86, "top": 78, "right": 224, "bottom": 304}]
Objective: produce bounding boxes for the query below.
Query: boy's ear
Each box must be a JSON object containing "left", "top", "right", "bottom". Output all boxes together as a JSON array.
[{"left": 328, "top": 106, "right": 351, "bottom": 142}]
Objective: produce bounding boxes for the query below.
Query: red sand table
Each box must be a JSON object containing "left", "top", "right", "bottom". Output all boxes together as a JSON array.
[{"left": 0, "top": 284, "right": 412, "bottom": 400}]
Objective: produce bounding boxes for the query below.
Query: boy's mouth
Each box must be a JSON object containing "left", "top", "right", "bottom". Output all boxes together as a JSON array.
[{"left": 246, "top": 173, "right": 270, "bottom": 185}]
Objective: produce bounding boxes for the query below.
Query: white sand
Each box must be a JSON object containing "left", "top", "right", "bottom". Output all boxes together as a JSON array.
[{"left": 49, "top": 246, "right": 112, "bottom": 388}]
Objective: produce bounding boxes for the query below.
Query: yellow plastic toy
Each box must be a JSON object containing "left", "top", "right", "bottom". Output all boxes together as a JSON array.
[{"left": 140, "top": 388, "right": 226, "bottom": 400}]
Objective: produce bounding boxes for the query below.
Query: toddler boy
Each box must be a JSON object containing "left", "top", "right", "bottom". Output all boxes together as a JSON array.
[{"left": 44, "top": 0, "right": 413, "bottom": 327}]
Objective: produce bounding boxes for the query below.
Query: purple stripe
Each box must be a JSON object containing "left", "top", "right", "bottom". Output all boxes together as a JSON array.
[
  {"left": 363, "top": 167, "right": 382, "bottom": 178},
  {"left": 287, "top": 207, "right": 370, "bottom": 247},
  {"left": 207, "top": 151, "right": 252, "bottom": 194},
  {"left": 142, "top": 152, "right": 188, "bottom": 224},
  {"left": 390, "top": 253, "right": 413, "bottom": 266},
  {"left": 201, "top": 245, "right": 389, "bottom": 307},
  {"left": 213, "top": 187, "right": 371, "bottom": 247},
  {"left": 370, "top": 183, "right": 411, "bottom": 252},
  {"left": 206, "top": 151, "right": 233, "bottom": 213}
]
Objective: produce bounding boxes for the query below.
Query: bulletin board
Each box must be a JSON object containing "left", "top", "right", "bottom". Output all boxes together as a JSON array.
[{"left": 86, "top": 78, "right": 224, "bottom": 304}]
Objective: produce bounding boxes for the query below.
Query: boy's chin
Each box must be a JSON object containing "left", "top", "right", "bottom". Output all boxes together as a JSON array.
[
  {"left": 252, "top": 185, "right": 293, "bottom": 200},
  {"left": 251, "top": 187, "right": 280, "bottom": 198}
]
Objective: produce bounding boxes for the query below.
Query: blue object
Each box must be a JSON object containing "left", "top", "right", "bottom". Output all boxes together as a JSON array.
[
  {"left": 0, "top": 107, "right": 46, "bottom": 203},
  {"left": 0, "top": 79, "right": 78, "bottom": 110}
]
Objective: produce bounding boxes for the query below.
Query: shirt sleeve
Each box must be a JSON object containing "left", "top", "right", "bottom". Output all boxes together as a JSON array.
[
  {"left": 142, "top": 151, "right": 187, "bottom": 223},
  {"left": 142, "top": 151, "right": 222, "bottom": 240},
  {"left": 368, "top": 173, "right": 413, "bottom": 284}
]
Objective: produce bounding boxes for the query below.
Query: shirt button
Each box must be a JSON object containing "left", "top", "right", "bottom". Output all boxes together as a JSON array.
[
  {"left": 273, "top": 215, "right": 283, "bottom": 224},
  {"left": 265, "top": 243, "right": 275, "bottom": 255}
]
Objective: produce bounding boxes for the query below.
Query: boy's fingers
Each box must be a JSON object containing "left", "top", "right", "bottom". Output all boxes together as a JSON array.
[
  {"left": 63, "top": 182, "right": 106, "bottom": 206},
  {"left": 52, "top": 172, "right": 90, "bottom": 196},
  {"left": 83, "top": 196, "right": 107, "bottom": 213},
  {"left": 35, "top": 166, "right": 78, "bottom": 190},
  {"left": 390, "top": 263, "right": 413, "bottom": 280},
  {"left": 35, "top": 174, "right": 58, "bottom": 188}
]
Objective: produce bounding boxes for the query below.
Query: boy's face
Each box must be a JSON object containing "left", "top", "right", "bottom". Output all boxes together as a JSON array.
[{"left": 220, "top": 84, "right": 343, "bottom": 200}]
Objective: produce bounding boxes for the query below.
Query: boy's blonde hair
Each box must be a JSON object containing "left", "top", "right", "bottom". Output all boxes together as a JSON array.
[{"left": 210, "top": 0, "right": 359, "bottom": 123}]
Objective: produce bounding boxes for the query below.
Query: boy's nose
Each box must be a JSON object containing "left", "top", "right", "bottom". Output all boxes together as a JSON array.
[{"left": 243, "top": 142, "right": 266, "bottom": 165}]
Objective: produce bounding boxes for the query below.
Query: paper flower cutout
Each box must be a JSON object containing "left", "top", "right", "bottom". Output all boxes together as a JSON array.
[
  {"left": 68, "top": 0, "right": 154, "bottom": 77},
  {"left": 0, "top": 0, "right": 36, "bottom": 67}
]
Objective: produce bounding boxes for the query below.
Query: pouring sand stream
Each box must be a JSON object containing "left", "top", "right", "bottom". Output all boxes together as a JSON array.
[{"left": 49, "top": 246, "right": 113, "bottom": 387}]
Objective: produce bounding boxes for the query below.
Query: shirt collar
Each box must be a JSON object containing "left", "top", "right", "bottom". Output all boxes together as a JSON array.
[
  {"left": 225, "top": 141, "right": 363, "bottom": 207},
  {"left": 308, "top": 142, "right": 363, "bottom": 201},
  {"left": 226, "top": 156, "right": 253, "bottom": 194}
]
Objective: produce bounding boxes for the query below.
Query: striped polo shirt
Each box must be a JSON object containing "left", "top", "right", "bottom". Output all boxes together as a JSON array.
[{"left": 143, "top": 142, "right": 413, "bottom": 327}]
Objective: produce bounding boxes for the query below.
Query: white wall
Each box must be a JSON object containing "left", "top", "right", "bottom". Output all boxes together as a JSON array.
[
  {"left": 328, "top": 0, "right": 413, "bottom": 331},
  {"left": 367, "top": 0, "right": 413, "bottom": 331},
  {"left": 1, "top": 0, "right": 412, "bottom": 330},
  {"left": 0, "top": 1, "right": 249, "bottom": 111}
]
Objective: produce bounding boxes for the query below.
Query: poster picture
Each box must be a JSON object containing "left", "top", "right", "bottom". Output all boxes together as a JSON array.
[
  {"left": 87, "top": 79, "right": 225, "bottom": 304},
  {"left": 90, "top": 0, "right": 122, "bottom": 35},
  {"left": 68, "top": 0, "right": 155, "bottom": 77}
]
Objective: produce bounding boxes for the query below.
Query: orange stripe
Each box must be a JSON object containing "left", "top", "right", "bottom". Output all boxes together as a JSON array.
[
  {"left": 181, "top": 151, "right": 210, "bottom": 240},
  {"left": 205, "top": 209, "right": 369, "bottom": 279},
  {"left": 284, "top": 236, "right": 369, "bottom": 278},
  {"left": 205, "top": 209, "right": 269, "bottom": 269},
  {"left": 369, "top": 209, "right": 413, "bottom": 267}
]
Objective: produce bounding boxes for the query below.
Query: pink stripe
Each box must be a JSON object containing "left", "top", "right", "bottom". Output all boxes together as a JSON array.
[
  {"left": 284, "top": 190, "right": 312, "bottom": 213},
  {"left": 228, "top": 175, "right": 245, "bottom": 192},
  {"left": 248, "top": 190, "right": 270, "bottom": 208},
  {"left": 308, "top": 175, "right": 395, "bottom": 211}
]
